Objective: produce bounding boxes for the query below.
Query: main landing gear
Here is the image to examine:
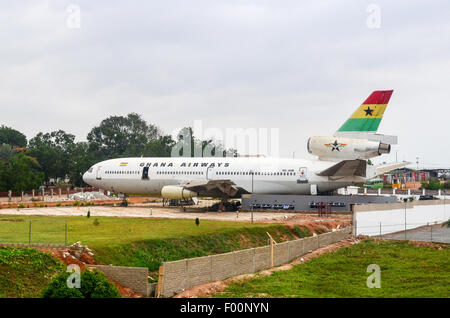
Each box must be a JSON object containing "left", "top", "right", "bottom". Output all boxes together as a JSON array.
[{"left": 119, "top": 194, "right": 128, "bottom": 207}]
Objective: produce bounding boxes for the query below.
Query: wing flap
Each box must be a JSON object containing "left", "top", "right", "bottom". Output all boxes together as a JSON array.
[
  {"left": 317, "top": 159, "right": 367, "bottom": 177},
  {"left": 183, "top": 179, "right": 239, "bottom": 197}
]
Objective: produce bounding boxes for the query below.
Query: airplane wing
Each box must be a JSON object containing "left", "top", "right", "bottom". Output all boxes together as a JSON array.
[
  {"left": 375, "top": 161, "right": 411, "bottom": 175},
  {"left": 317, "top": 159, "right": 412, "bottom": 179},
  {"left": 317, "top": 159, "right": 367, "bottom": 177},
  {"left": 182, "top": 179, "right": 241, "bottom": 198}
]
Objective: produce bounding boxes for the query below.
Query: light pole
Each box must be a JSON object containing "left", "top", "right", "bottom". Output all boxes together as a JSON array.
[
  {"left": 404, "top": 198, "right": 407, "bottom": 240},
  {"left": 250, "top": 170, "right": 254, "bottom": 223}
]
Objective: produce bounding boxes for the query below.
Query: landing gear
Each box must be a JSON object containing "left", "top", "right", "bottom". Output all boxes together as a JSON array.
[
  {"left": 207, "top": 199, "right": 240, "bottom": 212},
  {"left": 119, "top": 194, "right": 128, "bottom": 207}
]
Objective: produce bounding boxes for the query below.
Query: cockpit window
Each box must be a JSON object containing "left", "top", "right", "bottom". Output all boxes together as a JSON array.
[{"left": 88, "top": 167, "right": 94, "bottom": 173}]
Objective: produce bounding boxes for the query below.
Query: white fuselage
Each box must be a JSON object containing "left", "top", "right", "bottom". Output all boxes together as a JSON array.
[{"left": 82, "top": 157, "right": 366, "bottom": 196}]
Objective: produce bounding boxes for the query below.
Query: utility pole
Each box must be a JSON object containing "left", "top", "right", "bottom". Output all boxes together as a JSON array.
[
  {"left": 404, "top": 198, "right": 407, "bottom": 240},
  {"left": 250, "top": 170, "right": 254, "bottom": 224}
]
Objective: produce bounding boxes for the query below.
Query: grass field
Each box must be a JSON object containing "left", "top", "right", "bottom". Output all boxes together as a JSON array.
[
  {"left": 0, "top": 215, "right": 297, "bottom": 274},
  {"left": 0, "top": 215, "right": 280, "bottom": 245},
  {"left": 214, "top": 240, "right": 450, "bottom": 298},
  {"left": 0, "top": 246, "right": 63, "bottom": 298}
]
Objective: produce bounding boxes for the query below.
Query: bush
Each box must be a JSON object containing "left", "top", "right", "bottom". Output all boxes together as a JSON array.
[
  {"left": 420, "top": 179, "right": 444, "bottom": 190},
  {"left": 42, "top": 269, "right": 121, "bottom": 298},
  {"left": 293, "top": 225, "right": 312, "bottom": 238},
  {"left": 56, "top": 203, "right": 61, "bottom": 207},
  {"left": 87, "top": 210, "right": 90, "bottom": 218},
  {"left": 18, "top": 204, "right": 25, "bottom": 209}
]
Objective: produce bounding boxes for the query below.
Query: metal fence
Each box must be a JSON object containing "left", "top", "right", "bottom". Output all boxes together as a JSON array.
[{"left": 354, "top": 221, "right": 449, "bottom": 243}]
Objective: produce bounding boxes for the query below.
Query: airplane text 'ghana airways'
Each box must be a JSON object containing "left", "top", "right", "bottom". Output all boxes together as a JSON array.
[{"left": 139, "top": 162, "right": 230, "bottom": 168}]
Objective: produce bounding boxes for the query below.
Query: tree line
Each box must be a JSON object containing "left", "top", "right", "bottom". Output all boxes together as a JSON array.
[{"left": 0, "top": 113, "right": 235, "bottom": 192}]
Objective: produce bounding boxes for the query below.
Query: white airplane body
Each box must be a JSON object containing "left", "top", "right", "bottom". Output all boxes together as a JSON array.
[
  {"left": 83, "top": 157, "right": 360, "bottom": 196},
  {"left": 83, "top": 90, "right": 409, "bottom": 199}
]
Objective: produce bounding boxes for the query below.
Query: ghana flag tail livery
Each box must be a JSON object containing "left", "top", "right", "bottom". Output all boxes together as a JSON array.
[{"left": 336, "top": 90, "right": 393, "bottom": 133}]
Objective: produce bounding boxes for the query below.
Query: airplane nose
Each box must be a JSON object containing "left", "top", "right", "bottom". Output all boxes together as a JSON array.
[{"left": 82, "top": 171, "right": 88, "bottom": 184}]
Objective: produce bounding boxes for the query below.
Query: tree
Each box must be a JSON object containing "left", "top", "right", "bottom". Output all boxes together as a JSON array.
[
  {"left": 0, "top": 125, "right": 27, "bottom": 148},
  {"left": 172, "top": 126, "right": 237, "bottom": 157},
  {"left": 143, "top": 135, "right": 176, "bottom": 157},
  {"left": 0, "top": 144, "right": 15, "bottom": 163},
  {"left": 87, "top": 113, "right": 161, "bottom": 159},
  {"left": 0, "top": 152, "right": 44, "bottom": 192},
  {"left": 67, "top": 142, "right": 98, "bottom": 187},
  {"left": 28, "top": 130, "right": 75, "bottom": 181}
]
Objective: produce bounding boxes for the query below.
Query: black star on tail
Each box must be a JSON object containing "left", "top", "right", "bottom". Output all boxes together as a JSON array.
[{"left": 364, "top": 106, "right": 374, "bottom": 116}]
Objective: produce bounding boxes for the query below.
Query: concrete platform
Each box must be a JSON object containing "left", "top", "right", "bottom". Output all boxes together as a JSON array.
[{"left": 242, "top": 194, "right": 398, "bottom": 212}]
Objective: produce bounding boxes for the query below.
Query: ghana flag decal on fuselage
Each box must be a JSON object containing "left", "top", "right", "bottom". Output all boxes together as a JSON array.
[{"left": 337, "top": 90, "right": 393, "bottom": 133}]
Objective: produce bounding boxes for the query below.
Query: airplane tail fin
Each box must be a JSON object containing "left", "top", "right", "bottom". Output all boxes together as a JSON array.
[{"left": 335, "top": 90, "right": 393, "bottom": 134}]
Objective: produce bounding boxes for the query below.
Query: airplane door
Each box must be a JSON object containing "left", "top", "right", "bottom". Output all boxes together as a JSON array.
[
  {"left": 206, "top": 166, "right": 215, "bottom": 180},
  {"left": 142, "top": 167, "right": 149, "bottom": 180},
  {"left": 96, "top": 166, "right": 102, "bottom": 180},
  {"left": 297, "top": 167, "right": 308, "bottom": 183}
]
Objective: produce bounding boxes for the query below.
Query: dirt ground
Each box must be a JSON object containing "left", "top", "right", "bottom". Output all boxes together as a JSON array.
[
  {"left": 174, "top": 236, "right": 363, "bottom": 298},
  {"left": 0, "top": 199, "right": 351, "bottom": 223}
]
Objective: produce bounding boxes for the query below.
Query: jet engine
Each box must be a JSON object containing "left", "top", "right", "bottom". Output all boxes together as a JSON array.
[
  {"left": 161, "top": 185, "right": 198, "bottom": 200},
  {"left": 307, "top": 136, "right": 390, "bottom": 160}
]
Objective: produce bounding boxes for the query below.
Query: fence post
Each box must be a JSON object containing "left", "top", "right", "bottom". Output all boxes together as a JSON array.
[
  {"left": 430, "top": 225, "right": 433, "bottom": 242},
  {"left": 28, "top": 221, "right": 32, "bottom": 244},
  {"left": 156, "top": 265, "right": 164, "bottom": 298},
  {"left": 8, "top": 190, "right": 12, "bottom": 202},
  {"left": 67, "top": 187, "right": 70, "bottom": 199},
  {"left": 21, "top": 191, "right": 24, "bottom": 202},
  {"left": 59, "top": 188, "right": 62, "bottom": 198},
  {"left": 270, "top": 239, "right": 274, "bottom": 268},
  {"left": 379, "top": 222, "right": 382, "bottom": 238}
]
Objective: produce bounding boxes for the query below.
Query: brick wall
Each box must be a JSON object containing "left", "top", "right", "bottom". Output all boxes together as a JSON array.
[{"left": 160, "top": 227, "right": 352, "bottom": 297}]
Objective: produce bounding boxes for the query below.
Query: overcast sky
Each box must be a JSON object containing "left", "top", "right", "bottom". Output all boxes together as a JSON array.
[{"left": 1, "top": 1, "right": 449, "bottom": 168}]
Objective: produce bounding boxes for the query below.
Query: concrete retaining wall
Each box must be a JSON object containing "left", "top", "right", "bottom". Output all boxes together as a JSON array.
[
  {"left": 354, "top": 201, "right": 449, "bottom": 236},
  {"left": 91, "top": 265, "right": 149, "bottom": 296},
  {"left": 159, "top": 227, "right": 352, "bottom": 297}
]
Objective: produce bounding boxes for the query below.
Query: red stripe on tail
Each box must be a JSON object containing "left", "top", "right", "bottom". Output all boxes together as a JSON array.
[{"left": 362, "top": 90, "right": 393, "bottom": 105}]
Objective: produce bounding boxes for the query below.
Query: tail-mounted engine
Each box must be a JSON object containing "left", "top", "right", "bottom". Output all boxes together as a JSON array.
[{"left": 307, "top": 136, "right": 390, "bottom": 160}]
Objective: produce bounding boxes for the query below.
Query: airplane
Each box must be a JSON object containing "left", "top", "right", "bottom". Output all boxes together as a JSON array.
[{"left": 82, "top": 90, "right": 409, "bottom": 201}]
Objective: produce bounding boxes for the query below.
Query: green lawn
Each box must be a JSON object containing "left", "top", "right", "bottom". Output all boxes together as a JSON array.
[
  {"left": 214, "top": 240, "right": 450, "bottom": 298},
  {"left": 0, "top": 246, "right": 63, "bottom": 298},
  {"left": 0, "top": 215, "right": 296, "bottom": 274},
  {"left": 0, "top": 215, "right": 277, "bottom": 247}
]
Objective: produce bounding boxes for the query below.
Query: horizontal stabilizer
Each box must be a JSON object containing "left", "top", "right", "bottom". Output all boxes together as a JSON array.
[
  {"left": 317, "top": 159, "right": 367, "bottom": 177},
  {"left": 376, "top": 161, "right": 411, "bottom": 176},
  {"left": 334, "top": 132, "right": 398, "bottom": 144}
]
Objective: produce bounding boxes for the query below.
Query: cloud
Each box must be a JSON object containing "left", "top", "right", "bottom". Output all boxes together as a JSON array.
[{"left": 0, "top": 0, "right": 449, "bottom": 167}]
